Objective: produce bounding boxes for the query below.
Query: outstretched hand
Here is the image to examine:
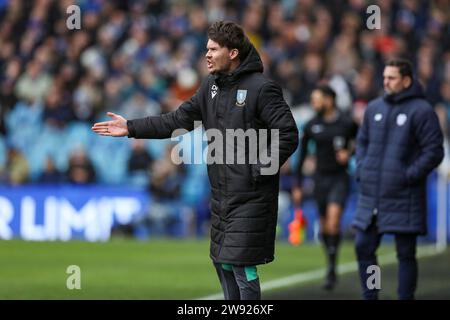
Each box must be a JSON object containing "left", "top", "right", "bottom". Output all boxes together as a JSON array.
[{"left": 91, "top": 112, "right": 129, "bottom": 137}]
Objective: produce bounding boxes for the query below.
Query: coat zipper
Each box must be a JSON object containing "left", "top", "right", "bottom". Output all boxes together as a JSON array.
[
  {"left": 374, "top": 105, "right": 393, "bottom": 218},
  {"left": 217, "top": 85, "right": 231, "bottom": 259}
]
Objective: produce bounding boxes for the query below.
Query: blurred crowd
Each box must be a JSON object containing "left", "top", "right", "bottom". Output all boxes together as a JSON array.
[{"left": 0, "top": 0, "right": 449, "bottom": 232}]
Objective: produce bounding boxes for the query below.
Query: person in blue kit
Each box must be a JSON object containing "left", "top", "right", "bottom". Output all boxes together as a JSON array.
[{"left": 353, "top": 59, "right": 444, "bottom": 300}]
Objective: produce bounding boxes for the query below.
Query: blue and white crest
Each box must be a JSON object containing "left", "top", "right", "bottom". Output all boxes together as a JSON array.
[
  {"left": 211, "top": 84, "right": 218, "bottom": 99},
  {"left": 236, "top": 89, "right": 247, "bottom": 106}
]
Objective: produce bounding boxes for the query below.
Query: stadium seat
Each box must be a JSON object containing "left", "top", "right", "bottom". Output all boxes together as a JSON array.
[
  {"left": 5, "top": 102, "right": 43, "bottom": 151},
  {"left": 64, "top": 122, "right": 93, "bottom": 149},
  {"left": 5, "top": 102, "right": 43, "bottom": 135},
  {"left": 145, "top": 138, "right": 172, "bottom": 159},
  {"left": 89, "top": 135, "right": 130, "bottom": 184},
  {"left": 127, "top": 170, "right": 150, "bottom": 188}
]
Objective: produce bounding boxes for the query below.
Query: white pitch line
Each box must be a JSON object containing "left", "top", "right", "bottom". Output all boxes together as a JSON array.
[{"left": 196, "top": 244, "right": 443, "bottom": 300}]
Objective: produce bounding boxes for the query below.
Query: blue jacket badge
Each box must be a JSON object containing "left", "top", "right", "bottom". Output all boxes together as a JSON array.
[{"left": 236, "top": 89, "right": 247, "bottom": 107}]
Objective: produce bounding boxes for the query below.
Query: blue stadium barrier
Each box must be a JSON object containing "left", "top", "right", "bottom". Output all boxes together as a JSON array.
[
  {"left": 0, "top": 175, "right": 447, "bottom": 242},
  {"left": 0, "top": 185, "right": 149, "bottom": 241}
]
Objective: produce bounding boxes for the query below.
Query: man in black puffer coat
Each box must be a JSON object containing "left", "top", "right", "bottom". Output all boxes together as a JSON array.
[
  {"left": 353, "top": 59, "right": 443, "bottom": 300},
  {"left": 92, "top": 21, "right": 299, "bottom": 300}
]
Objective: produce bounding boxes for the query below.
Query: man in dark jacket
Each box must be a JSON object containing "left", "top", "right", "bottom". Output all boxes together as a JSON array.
[
  {"left": 92, "top": 21, "right": 299, "bottom": 300},
  {"left": 353, "top": 59, "right": 444, "bottom": 300}
]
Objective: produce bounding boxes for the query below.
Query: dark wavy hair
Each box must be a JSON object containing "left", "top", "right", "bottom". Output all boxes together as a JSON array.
[
  {"left": 386, "top": 58, "right": 413, "bottom": 79},
  {"left": 207, "top": 21, "right": 252, "bottom": 61},
  {"left": 314, "top": 85, "right": 337, "bottom": 101}
]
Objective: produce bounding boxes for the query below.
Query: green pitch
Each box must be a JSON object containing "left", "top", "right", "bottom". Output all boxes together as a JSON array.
[{"left": 0, "top": 239, "right": 394, "bottom": 299}]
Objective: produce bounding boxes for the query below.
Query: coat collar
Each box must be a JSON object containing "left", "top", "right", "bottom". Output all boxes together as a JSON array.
[
  {"left": 384, "top": 80, "right": 425, "bottom": 104},
  {"left": 214, "top": 45, "right": 263, "bottom": 88}
]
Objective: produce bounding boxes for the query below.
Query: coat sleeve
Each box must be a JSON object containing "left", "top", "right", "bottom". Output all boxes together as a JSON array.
[
  {"left": 406, "top": 105, "right": 444, "bottom": 183},
  {"left": 127, "top": 83, "right": 204, "bottom": 139},
  {"left": 253, "top": 81, "right": 299, "bottom": 179},
  {"left": 355, "top": 106, "right": 370, "bottom": 182}
]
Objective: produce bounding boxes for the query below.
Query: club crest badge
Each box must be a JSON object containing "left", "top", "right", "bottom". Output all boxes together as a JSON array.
[
  {"left": 311, "top": 124, "right": 323, "bottom": 134},
  {"left": 397, "top": 113, "right": 407, "bottom": 126},
  {"left": 236, "top": 89, "right": 247, "bottom": 107},
  {"left": 211, "top": 84, "right": 218, "bottom": 99},
  {"left": 374, "top": 113, "right": 383, "bottom": 121}
]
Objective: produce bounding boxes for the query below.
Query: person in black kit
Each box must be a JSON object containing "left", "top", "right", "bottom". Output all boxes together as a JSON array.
[{"left": 293, "top": 85, "right": 358, "bottom": 290}]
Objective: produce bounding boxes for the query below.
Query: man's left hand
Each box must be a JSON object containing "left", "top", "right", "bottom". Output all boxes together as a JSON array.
[{"left": 336, "top": 149, "right": 350, "bottom": 165}]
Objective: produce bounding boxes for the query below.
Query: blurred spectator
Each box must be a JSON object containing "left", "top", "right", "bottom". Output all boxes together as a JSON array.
[
  {"left": 119, "top": 90, "right": 160, "bottom": 120},
  {"left": 136, "top": 64, "right": 167, "bottom": 103},
  {"left": 0, "top": 58, "right": 20, "bottom": 134},
  {"left": 351, "top": 63, "right": 379, "bottom": 125},
  {"left": 0, "top": 146, "right": 29, "bottom": 185},
  {"left": 42, "top": 85, "right": 74, "bottom": 128},
  {"left": 150, "top": 144, "right": 186, "bottom": 200},
  {"left": 72, "top": 74, "right": 103, "bottom": 122},
  {"left": 0, "top": 0, "right": 448, "bottom": 188},
  {"left": 144, "top": 144, "right": 186, "bottom": 235},
  {"left": 39, "top": 156, "right": 65, "bottom": 184},
  {"left": 128, "top": 143, "right": 187, "bottom": 236},
  {"left": 14, "top": 60, "right": 53, "bottom": 103},
  {"left": 169, "top": 67, "right": 200, "bottom": 102},
  {"left": 436, "top": 80, "right": 450, "bottom": 138},
  {"left": 416, "top": 42, "right": 442, "bottom": 106},
  {"left": 66, "top": 147, "right": 96, "bottom": 184},
  {"left": 299, "top": 52, "right": 325, "bottom": 105},
  {"left": 127, "top": 139, "right": 153, "bottom": 174},
  {"left": 327, "top": 33, "right": 359, "bottom": 79}
]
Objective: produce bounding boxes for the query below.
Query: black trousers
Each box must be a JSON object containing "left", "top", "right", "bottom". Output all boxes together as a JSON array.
[
  {"left": 355, "top": 218, "right": 418, "bottom": 300},
  {"left": 213, "top": 262, "right": 261, "bottom": 300}
]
